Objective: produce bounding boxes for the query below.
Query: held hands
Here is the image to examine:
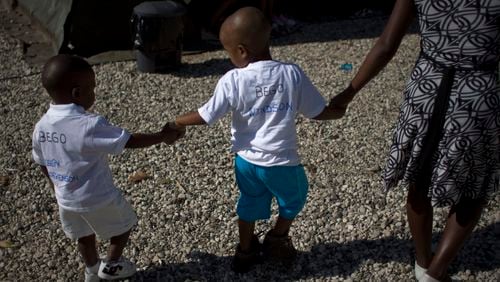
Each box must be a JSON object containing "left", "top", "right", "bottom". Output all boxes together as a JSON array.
[
  {"left": 161, "top": 121, "right": 186, "bottom": 144},
  {"left": 329, "top": 84, "right": 357, "bottom": 116},
  {"left": 315, "top": 85, "right": 356, "bottom": 120}
]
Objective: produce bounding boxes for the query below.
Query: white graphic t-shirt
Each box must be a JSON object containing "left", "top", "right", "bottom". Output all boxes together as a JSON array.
[
  {"left": 32, "top": 104, "right": 130, "bottom": 212},
  {"left": 198, "top": 60, "right": 326, "bottom": 166}
]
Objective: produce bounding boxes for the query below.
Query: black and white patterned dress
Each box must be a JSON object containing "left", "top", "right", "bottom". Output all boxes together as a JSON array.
[{"left": 382, "top": 0, "right": 500, "bottom": 207}]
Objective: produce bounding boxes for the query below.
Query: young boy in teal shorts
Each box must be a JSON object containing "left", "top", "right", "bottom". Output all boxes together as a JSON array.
[{"left": 174, "top": 7, "right": 345, "bottom": 273}]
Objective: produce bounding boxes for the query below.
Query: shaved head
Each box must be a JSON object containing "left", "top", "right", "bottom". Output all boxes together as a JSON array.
[
  {"left": 220, "top": 7, "right": 271, "bottom": 57},
  {"left": 41, "top": 54, "right": 92, "bottom": 97},
  {"left": 41, "top": 54, "right": 96, "bottom": 109}
]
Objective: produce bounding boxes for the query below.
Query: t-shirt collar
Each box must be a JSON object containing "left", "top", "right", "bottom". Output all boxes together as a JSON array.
[
  {"left": 47, "top": 103, "right": 86, "bottom": 116},
  {"left": 246, "top": 60, "right": 277, "bottom": 69}
]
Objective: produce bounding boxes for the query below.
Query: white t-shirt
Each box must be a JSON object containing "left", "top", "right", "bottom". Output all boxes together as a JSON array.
[
  {"left": 198, "top": 60, "right": 326, "bottom": 166},
  {"left": 32, "top": 104, "right": 131, "bottom": 212}
]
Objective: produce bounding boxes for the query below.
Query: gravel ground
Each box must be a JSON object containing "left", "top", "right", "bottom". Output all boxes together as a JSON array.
[{"left": 0, "top": 7, "right": 499, "bottom": 282}]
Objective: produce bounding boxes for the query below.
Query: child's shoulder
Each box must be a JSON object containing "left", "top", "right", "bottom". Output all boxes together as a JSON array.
[
  {"left": 260, "top": 59, "right": 303, "bottom": 70},
  {"left": 85, "top": 113, "right": 115, "bottom": 129},
  {"left": 218, "top": 68, "right": 241, "bottom": 85},
  {"left": 224, "top": 60, "right": 304, "bottom": 77},
  {"left": 273, "top": 60, "right": 301, "bottom": 68},
  {"left": 267, "top": 61, "right": 306, "bottom": 82},
  {"left": 54, "top": 109, "right": 109, "bottom": 128},
  {"left": 83, "top": 111, "right": 105, "bottom": 121},
  {"left": 64, "top": 110, "right": 107, "bottom": 127},
  {"left": 33, "top": 115, "right": 47, "bottom": 132},
  {"left": 278, "top": 61, "right": 306, "bottom": 75}
]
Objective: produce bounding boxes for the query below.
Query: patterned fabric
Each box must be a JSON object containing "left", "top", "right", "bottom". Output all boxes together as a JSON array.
[{"left": 382, "top": 0, "right": 500, "bottom": 207}]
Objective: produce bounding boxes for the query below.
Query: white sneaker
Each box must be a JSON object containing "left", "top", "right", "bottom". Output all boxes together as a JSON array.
[
  {"left": 415, "top": 261, "right": 428, "bottom": 281},
  {"left": 420, "top": 273, "right": 441, "bottom": 282},
  {"left": 84, "top": 269, "right": 100, "bottom": 282},
  {"left": 98, "top": 257, "right": 136, "bottom": 280}
]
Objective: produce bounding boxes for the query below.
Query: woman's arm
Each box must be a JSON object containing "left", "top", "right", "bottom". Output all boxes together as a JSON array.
[{"left": 331, "top": 0, "right": 417, "bottom": 108}]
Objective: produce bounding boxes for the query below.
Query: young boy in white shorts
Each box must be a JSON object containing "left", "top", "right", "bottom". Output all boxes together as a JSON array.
[
  {"left": 32, "top": 54, "right": 184, "bottom": 281},
  {"left": 174, "top": 7, "right": 345, "bottom": 273}
]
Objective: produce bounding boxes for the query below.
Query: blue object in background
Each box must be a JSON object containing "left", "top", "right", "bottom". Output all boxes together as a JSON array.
[{"left": 340, "top": 63, "right": 353, "bottom": 72}]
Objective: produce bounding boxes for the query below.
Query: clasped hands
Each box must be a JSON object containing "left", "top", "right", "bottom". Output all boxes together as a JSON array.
[
  {"left": 161, "top": 121, "right": 186, "bottom": 144},
  {"left": 328, "top": 84, "right": 357, "bottom": 117}
]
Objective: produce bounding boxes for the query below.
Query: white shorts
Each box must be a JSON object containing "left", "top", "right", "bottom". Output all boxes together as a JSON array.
[{"left": 59, "top": 194, "right": 138, "bottom": 241}]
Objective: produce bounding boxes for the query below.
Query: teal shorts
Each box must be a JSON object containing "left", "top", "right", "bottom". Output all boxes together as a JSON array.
[{"left": 234, "top": 154, "right": 309, "bottom": 222}]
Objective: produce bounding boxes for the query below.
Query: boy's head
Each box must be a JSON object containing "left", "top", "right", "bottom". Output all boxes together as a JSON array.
[
  {"left": 219, "top": 7, "right": 271, "bottom": 68},
  {"left": 41, "top": 54, "right": 95, "bottom": 110}
]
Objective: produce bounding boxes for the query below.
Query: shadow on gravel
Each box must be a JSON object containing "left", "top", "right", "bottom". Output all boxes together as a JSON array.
[
  {"left": 134, "top": 223, "right": 498, "bottom": 281},
  {"left": 172, "top": 58, "right": 234, "bottom": 78},
  {"left": 170, "top": 16, "right": 418, "bottom": 79}
]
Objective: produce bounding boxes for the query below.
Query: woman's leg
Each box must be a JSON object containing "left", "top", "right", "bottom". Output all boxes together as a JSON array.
[
  {"left": 407, "top": 183, "right": 434, "bottom": 269},
  {"left": 426, "top": 197, "right": 484, "bottom": 280}
]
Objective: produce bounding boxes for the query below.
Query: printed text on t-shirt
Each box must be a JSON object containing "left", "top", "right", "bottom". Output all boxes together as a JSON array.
[
  {"left": 256, "top": 84, "right": 284, "bottom": 98},
  {"left": 249, "top": 102, "right": 293, "bottom": 117},
  {"left": 45, "top": 159, "right": 60, "bottom": 167},
  {"left": 38, "top": 131, "right": 67, "bottom": 144},
  {"left": 48, "top": 172, "right": 78, "bottom": 183}
]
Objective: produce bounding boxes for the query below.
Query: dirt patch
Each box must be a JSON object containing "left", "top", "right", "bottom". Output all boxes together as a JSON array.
[{"left": 0, "top": 0, "right": 56, "bottom": 66}]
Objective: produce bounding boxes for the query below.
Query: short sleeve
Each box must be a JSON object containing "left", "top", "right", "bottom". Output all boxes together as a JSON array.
[
  {"left": 296, "top": 69, "right": 327, "bottom": 118},
  {"left": 87, "top": 117, "right": 131, "bottom": 155},
  {"left": 198, "top": 74, "right": 233, "bottom": 125},
  {"left": 32, "top": 127, "right": 44, "bottom": 165}
]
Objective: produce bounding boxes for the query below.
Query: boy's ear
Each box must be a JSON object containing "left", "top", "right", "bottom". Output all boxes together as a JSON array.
[{"left": 238, "top": 44, "right": 248, "bottom": 59}]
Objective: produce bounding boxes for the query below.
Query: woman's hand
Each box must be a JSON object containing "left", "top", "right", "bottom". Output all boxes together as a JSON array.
[{"left": 330, "top": 84, "right": 357, "bottom": 110}]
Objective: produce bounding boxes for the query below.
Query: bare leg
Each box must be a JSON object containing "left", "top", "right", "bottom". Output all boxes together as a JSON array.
[
  {"left": 238, "top": 219, "right": 255, "bottom": 252},
  {"left": 77, "top": 234, "right": 99, "bottom": 267},
  {"left": 263, "top": 216, "right": 296, "bottom": 261},
  {"left": 270, "top": 216, "right": 293, "bottom": 236},
  {"left": 407, "top": 183, "right": 434, "bottom": 269},
  {"left": 107, "top": 229, "right": 131, "bottom": 261},
  {"left": 426, "top": 198, "right": 484, "bottom": 280}
]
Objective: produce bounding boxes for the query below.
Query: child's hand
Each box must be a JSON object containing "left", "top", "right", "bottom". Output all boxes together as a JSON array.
[
  {"left": 169, "top": 121, "right": 186, "bottom": 139},
  {"left": 161, "top": 121, "right": 186, "bottom": 144}
]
